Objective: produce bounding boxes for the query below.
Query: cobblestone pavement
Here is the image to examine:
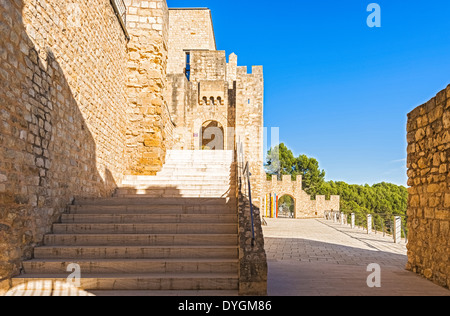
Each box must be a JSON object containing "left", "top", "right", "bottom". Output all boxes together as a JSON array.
[{"left": 263, "top": 218, "right": 450, "bottom": 296}]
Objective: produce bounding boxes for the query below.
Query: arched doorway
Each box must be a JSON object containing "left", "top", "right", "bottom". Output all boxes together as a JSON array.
[
  {"left": 278, "top": 195, "right": 296, "bottom": 218},
  {"left": 200, "top": 120, "right": 224, "bottom": 150}
]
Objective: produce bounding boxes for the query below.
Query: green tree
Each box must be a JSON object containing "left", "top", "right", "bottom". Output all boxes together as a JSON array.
[
  {"left": 265, "top": 143, "right": 297, "bottom": 179},
  {"left": 265, "top": 143, "right": 326, "bottom": 197},
  {"left": 266, "top": 143, "right": 408, "bottom": 226},
  {"left": 295, "top": 154, "right": 325, "bottom": 197}
]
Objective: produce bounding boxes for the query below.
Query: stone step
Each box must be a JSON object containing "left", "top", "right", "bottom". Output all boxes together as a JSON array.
[
  {"left": 121, "top": 179, "right": 234, "bottom": 186},
  {"left": 166, "top": 153, "right": 233, "bottom": 158},
  {"left": 116, "top": 186, "right": 232, "bottom": 193},
  {"left": 156, "top": 172, "right": 232, "bottom": 177},
  {"left": 166, "top": 153, "right": 233, "bottom": 157},
  {"left": 153, "top": 177, "right": 232, "bottom": 182},
  {"left": 157, "top": 166, "right": 231, "bottom": 176},
  {"left": 44, "top": 234, "right": 238, "bottom": 246},
  {"left": 14, "top": 148, "right": 242, "bottom": 295},
  {"left": 12, "top": 273, "right": 239, "bottom": 291},
  {"left": 161, "top": 163, "right": 233, "bottom": 168},
  {"left": 154, "top": 176, "right": 232, "bottom": 180},
  {"left": 122, "top": 177, "right": 234, "bottom": 182},
  {"left": 61, "top": 214, "right": 238, "bottom": 224},
  {"left": 162, "top": 156, "right": 234, "bottom": 166},
  {"left": 114, "top": 189, "right": 233, "bottom": 197},
  {"left": 123, "top": 175, "right": 235, "bottom": 181},
  {"left": 34, "top": 246, "right": 238, "bottom": 260},
  {"left": 73, "top": 197, "right": 235, "bottom": 206},
  {"left": 161, "top": 163, "right": 232, "bottom": 167},
  {"left": 67, "top": 204, "right": 236, "bottom": 215},
  {"left": 167, "top": 151, "right": 233, "bottom": 155},
  {"left": 115, "top": 193, "right": 235, "bottom": 199},
  {"left": 167, "top": 150, "right": 233, "bottom": 156},
  {"left": 156, "top": 171, "right": 231, "bottom": 176},
  {"left": 22, "top": 259, "right": 239, "bottom": 274},
  {"left": 52, "top": 223, "right": 238, "bottom": 234}
]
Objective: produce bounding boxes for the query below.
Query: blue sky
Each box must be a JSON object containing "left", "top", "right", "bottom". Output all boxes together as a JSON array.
[{"left": 167, "top": 0, "right": 450, "bottom": 186}]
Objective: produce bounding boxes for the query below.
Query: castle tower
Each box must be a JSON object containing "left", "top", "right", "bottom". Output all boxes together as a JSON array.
[{"left": 165, "top": 8, "right": 265, "bottom": 203}]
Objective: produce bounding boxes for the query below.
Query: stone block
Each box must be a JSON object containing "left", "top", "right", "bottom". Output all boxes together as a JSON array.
[{"left": 407, "top": 88, "right": 450, "bottom": 289}]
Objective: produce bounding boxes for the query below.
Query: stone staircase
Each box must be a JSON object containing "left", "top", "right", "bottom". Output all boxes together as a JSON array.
[
  {"left": 12, "top": 150, "right": 239, "bottom": 296},
  {"left": 117, "top": 150, "right": 235, "bottom": 198}
]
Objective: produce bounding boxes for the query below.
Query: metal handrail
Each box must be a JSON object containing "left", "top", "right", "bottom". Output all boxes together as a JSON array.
[
  {"left": 237, "top": 141, "right": 256, "bottom": 247},
  {"left": 110, "top": 0, "right": 130, "bottom": 41}
]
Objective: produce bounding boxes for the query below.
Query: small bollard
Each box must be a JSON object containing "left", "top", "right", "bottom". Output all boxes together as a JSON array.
[
  {"left": 393, "top": 216, "right": 402, "bottom": 244},
  {"left": 367, "top": 214, "right": 372, "bottom": 234},
  {"left": 351, "top": 213, "right": 355, "bottom": 229},
  {"left": 340, "top": 212, "right": 345, "bottom": 225},
  {"left": 333, "top": 212, "right": 337, "bottom": 223}
]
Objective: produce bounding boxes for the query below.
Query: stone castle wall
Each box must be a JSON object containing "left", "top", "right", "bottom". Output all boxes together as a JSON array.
[
  {"left": 166, "top": 9, "right": 266, "bottom": 193},
  {"left": 0, "top": 0, "right": 129, "bottom": 288},
  {"left": 235, "top": 65, "right": 265, "bottom": 205},
  {"left": 263, "top": 175, "right": 340, "bottom": 218},
  {"left": 0, "top": 0, "right": 266, "bottom": 292},
  {"left": 406, "top": 85, "right": 450, "bottom": 289}
]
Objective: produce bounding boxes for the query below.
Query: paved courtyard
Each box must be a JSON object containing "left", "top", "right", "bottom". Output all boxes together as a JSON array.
[{"left": 263, "top": 218, "right": 450, "bottom": 296}]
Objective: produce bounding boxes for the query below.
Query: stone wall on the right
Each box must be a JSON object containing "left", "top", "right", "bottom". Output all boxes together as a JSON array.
[{"left": 406, "top": 85, "right": 450, "bottom": 289}]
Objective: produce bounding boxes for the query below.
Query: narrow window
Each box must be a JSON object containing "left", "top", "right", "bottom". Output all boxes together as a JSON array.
[{"left": 185, "top": 52, "right": 191, "bottom": 81}]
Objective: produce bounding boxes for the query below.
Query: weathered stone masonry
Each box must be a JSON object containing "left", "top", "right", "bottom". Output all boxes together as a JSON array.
[
  {"left": 0, "top": 1, "right": 268, "bottom": 294},
  {"left": 406, "top": 85, "right": 450, "bottom": 289},
  {"left": 0, "top": 0, "right": 174, "bottom": 290},
  {"left": 166, "top": 8, "right": 266, "bottom": 207},
  {"left": 125, "top": 0, "right": 174, "bottom": 175}
]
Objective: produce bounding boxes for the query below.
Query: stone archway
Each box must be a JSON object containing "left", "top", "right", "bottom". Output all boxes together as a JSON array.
[
  {"left": 277, "top": 194, "right": 296, "bottom": 218},
  {"left": 200, "top": 120, "right": 224, "bottom": 150}
]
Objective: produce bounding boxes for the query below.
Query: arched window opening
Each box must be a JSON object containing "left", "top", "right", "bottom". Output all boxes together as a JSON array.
[{"left": 200, "top": 120, "right": 224, "bottom": 150}]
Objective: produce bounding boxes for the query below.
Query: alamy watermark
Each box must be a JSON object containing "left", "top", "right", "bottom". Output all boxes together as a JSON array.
[
  {"left": 66, "top": 263, "right": 81, "bottom": 288},
  {"left": 367, "top": 3, "right": 381, "bottom": 28},
  {"left": 366, "top": 263, "right": 381, "bottom": 288}
]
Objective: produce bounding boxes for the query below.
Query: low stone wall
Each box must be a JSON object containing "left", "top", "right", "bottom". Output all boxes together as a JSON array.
[
  {"left": 406, "top": 85, "right": 450, "bottom": 289},
  {"left": 235, "top": 163, "right": 268, "bottom": 296}
]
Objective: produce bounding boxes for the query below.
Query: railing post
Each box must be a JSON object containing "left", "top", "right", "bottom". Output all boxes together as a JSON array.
[
  {"left": 351, "top": 213, "right": 355, "bottom": 229},
  {"left": 393, "top": 216, "right": 402, "bottom": 244},
  {"left": 367, "top": 214, "right": 372, "bottom": 234}
]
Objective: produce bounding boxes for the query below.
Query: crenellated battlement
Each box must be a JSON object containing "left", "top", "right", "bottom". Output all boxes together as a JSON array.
[{"left": 262, "top": 175, "right": 340, "bottom": 219}]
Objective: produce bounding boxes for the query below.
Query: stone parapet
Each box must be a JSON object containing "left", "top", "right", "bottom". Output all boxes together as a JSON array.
[{"left": 235, "top": 163, "right": 268, "bottom": 296}]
